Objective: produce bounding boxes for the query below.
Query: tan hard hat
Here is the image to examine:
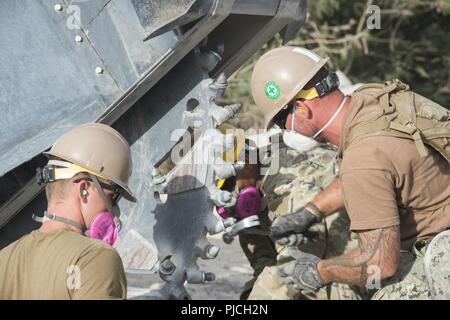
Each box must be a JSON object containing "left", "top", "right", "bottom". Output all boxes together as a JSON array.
[
  {"left": 251, "top": 46, "right": 329, "bottom": 129},
  {"left": 45, "top": 123, "right": 136, "bottom": 202}
]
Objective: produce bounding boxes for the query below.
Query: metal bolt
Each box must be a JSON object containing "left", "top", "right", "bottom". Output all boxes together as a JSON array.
[
  {"left": 75, "top": 35, "right": 83, "bottom": 43},
  {"left": 204, "top": 272, "right": 216, "bottom": 282},
  {"left": 95, "top": 67, "right": 103, "bottom": 75},
  {"left": 205, "top": 245, "right": 219, "bottom": 259},
  {"left": 159, "top": 258, "right": 176, "bottom": 276},
  {"left": 54, "top": 4, "right": 63, "bottom": 12},
  {"left": 223, "top": 232, "right": 234, "bottom": 244}
]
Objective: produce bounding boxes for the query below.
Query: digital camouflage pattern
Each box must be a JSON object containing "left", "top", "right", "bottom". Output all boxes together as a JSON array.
[
  {"left": 424, "top": 229, "right": 450, "bottom": 299},
  {"left": 358, "top": 231, "right": 449, "bottom": 300},
  {"left": 371, "top": 246, "right": 431, "bottom": 300},
  {"left": 242, "top": 144, "right": 447, "bottom": 300},
  {"left": 244, "top": 144, "right": 363, "bottom": 300}
]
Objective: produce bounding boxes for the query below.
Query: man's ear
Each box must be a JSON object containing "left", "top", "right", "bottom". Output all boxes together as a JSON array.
[
  {"left": 294, "top": 100, "right": 311, "bottom": 119},
  {"left": 78, "top": 180, "right": 89, "bottom": 203}
]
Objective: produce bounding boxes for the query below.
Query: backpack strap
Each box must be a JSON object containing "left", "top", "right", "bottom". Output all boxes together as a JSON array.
[
  {"left": 377, "top": 79, "right": 409, "bottom": 115},
  {"left": 340, "top": 80, "right": 407, "bottom": 153},
  {"left": 355, "top": 79, "right": 409, "bottom": 115},
  {"left": 347, "top": 79, "right": 429, "bottom": 157},
  {"left": 389, "top": 121, "right": 429, "bottom": 157},
  {"left": 338, "top": 96, "right": 365, "bottom": 154},
  {"left": 347, "top": 115, "right": 429, "bottom": 157}
]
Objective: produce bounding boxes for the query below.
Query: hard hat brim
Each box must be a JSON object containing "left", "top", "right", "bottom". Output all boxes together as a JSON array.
[{"left": 121, "top": 186, "right": 138, "bottom": 203}]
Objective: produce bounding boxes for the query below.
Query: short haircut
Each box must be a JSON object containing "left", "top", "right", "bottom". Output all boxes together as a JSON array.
[{"left": 45, "top": 172, "right": 88, "bottom": 202}]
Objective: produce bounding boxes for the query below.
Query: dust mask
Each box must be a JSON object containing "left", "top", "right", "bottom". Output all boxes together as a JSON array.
[{"left": 282, "top": 96, "right": 347, "bottom": 152}]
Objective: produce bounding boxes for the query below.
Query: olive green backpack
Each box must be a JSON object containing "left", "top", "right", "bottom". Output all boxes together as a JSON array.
[{"left": 342, "top": 79, "right": 450, "bottom": 163}]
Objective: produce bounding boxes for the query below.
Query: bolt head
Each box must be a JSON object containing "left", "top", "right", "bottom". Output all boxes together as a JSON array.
[
  {"left": 54, "top": 4, "right": 63, "bottom": 12},
  {"left": 75, "top": 35, "right": 83, "bottom": 43},
  {"left": 204, "top": 273, "right": 216, "bottom": 282},
  {"left": 207, "top": 245, "right": 219, "bottom": 258},
  {"left": 160, "top": 258, "right": 175, "bottom": 275},
  {"left": 223, "top": 233, "right": 234, "bottom": 244},
  {"left": 95, "top": 67, "right": 103, "bottom": 75}
]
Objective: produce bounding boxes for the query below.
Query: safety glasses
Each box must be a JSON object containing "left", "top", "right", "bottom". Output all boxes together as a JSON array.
[
  {"left": 272, "top": 105, "right": 292, "bottom": 129},
  {"left": 295, "top": 87, "right": 320, "bottom": 100}
]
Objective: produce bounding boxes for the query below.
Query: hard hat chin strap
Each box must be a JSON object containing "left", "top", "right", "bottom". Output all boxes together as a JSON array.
[
  {"left": 312, "top": 95, "right": 347, "bottom": 140},
  {"left": 32, "top": 211, "right": 87, "bottom": 232}
]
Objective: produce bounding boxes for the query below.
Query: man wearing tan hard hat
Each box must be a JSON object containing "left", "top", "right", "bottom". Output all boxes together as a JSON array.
[
  {"left": 249, "top": 46, "right": 450, "bottom": 299},
  {"left": 0, "top": 123, "right": 136, "bottom": 299}
]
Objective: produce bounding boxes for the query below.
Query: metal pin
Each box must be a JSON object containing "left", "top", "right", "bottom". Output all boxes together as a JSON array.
[
  {"left": 54, "top": 4, "right": 63, "bottom": 12},
  {"left": 75, "top": 35, "right": 83, "bottom": 43}
]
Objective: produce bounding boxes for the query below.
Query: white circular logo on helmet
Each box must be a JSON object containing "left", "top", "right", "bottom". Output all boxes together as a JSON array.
[{"left": 264, "top": 81, "right": 280, "bottom": 100}]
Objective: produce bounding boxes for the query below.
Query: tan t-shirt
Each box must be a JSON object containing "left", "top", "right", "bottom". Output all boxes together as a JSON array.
[
  {"left": 341, "top": 91, "right": 450, "bottom": 250},
  {"left": 0, "top": 229, "right": 127, "bottom": 299}
]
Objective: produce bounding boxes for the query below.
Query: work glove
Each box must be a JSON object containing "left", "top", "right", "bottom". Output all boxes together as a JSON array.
[
  {"left": 278, "top": 247, "right": 325, "bottom": 295},
  {"left": 275, "top": 233, "right": 310, "bottom": 247},
  {"left": 270, "top": 205, "right": 320, "bottom": 246}
]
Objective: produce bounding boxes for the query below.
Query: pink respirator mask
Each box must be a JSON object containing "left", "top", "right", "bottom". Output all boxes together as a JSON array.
[
  {"left": 85, "top": 211, "right": 121, "bottom": 246},
  {"left": 217, "top": 186, "right": 261, "bottom": 221},
  {"left": 217, "top": 187, "right": 262, "bottom": 244},
  {"left": 32, "top": 210, "right": 122, "bottom": 247}
]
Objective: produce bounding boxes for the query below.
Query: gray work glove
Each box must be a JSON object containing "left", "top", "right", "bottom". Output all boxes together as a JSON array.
[
  {"left": 270, "top": 206, "right": 320, "bottom": 246},
  {"left": 278, "top": 247, "right": 325, "bottom": 295},
  {"left": 275, "top": 233, "right": 310, "bottom": 246}
]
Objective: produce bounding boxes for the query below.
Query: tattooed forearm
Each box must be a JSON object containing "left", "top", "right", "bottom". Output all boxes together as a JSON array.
[
  {"left": 357, "top": 227, "right": 384, "bottom": 284},
  {"left": 317, "top": 225, "right": 400, "bottom": 286}
]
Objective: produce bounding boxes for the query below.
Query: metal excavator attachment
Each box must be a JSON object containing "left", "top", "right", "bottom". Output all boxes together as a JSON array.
[{"left": 0, "top": 0, "right": 307, "bottom": 299}]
